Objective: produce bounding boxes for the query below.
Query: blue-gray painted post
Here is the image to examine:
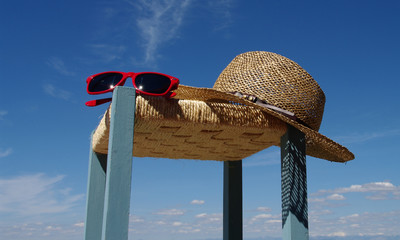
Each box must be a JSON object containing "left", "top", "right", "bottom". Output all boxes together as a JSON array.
[
  {"left": 223, "top": 160, "right": 243, "bottom": 240},
  {"left": 101, "top": 87, "right": 136, "bottom": 240},
  {"left": 85, "top": 132, "right": 108, "bottom": 240},
  {"left": 280, "top": 125, "right": 309, "bottom": 240}
]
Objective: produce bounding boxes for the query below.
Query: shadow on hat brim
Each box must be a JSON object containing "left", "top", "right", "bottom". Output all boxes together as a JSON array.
[{"left": 173, "top": 85, "right": 355, "bottom": 163}]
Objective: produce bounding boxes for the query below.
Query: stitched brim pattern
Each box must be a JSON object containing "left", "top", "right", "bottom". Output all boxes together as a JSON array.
[
  {"left": 173, "top": 85, "right": 354, "bottom": 162},
  {"left": 92, "top": 95, "right": 289, "bottom": 161}
]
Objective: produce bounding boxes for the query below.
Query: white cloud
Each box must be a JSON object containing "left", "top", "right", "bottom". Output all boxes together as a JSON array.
[
  {"left": 206, "top": 0, "right": 234, "bottom": 31},
  {"left": 0, "top": 110, "right": 7, "bottom": 120},
  {"left": 256, "top": 206, "right": 271, "bottom": 212},
  {"left": 127, "top": 211, "right": 223, "bottom": 238},
  {"left": 266, "top": 219, "right": 281, "bottom": 224},
  {"left": 88, "top": 44, "right": 126, "bottom": 64},
  {"left": 338, "top": 182, "right": 396, "bottom": 193},
  {"left": 309, "top": 209, "right": 332, "bottom": 216},
  {"left": 0, "top": 148, "right": 12, "bottom": 158},
  {"left": 251, "top": 213, "right": 272, "bottom": 220},
  {"left": 310, "top": 210, "right": 400, "bottom": 237},
  {"left": 195, "top": 213, "right": 207, "bottom": 218},
  {"left": 190, "top": 199, "right": 205, "bottom": 205},
  {"left": 133, "top": 0, "right": 192, "bottom": 64},
  {"left": 327, "top": 231, "right": 347, "bottom": 237},
  {"left": 90, "top": 0, "right": 233, "bottom": 67},
  {"left": 245, "top": 212, "right": 281, "bottom": 235},
  {"left": 0, "top": 221, "right": 84, "bottom": 240},
  {"left": 326, "top": 193, "right": 346, "bottom": 200},
  {"left": 308, "top": 197, "right": 325, "bottom": 203},
  {"left": 172, "top": 221, "right": 183, "bottom": 226},
  {"left": 154, "top": 208, "right": 185, "bottom": 216},
  {"left": 74, "top": 222, "right": 84, "bottom": 227},
  {"left": 248, "top": 213, "right": 277, "bottom": 224},
  {"left": 335, "top": 129, "right": 400, "bottom": 144},
  {"left": 307, "top": 181, "right": 400, "bottom": 237},
  {"left": 175, "top": 227, "right": 201, "bottom": 234},
  {"left": 341, "top": 213, "right": 360, "bottom": 220},
  {"left": 154, "top": 220, "right": 167, "bottom": 225},
  {"left": 45, "top": 225, "right": 62, "bottom": 231},
  {"left": 0, "top": 173, "right": 84, "bottom": 216},
  {"left": 43, "top": 84, "right": 72, "bottom": 101},
  {"left": 46, "top": 57, "right": 75, "bottom": 76},
  {"left": 130, "top": 215, "right": 145, "bottom": 223},
  {"left": 312, "top": 181, "right": 400, "bottom": 201},
  {"left": 194, "top": 213, "right": 222, "bottom": 224}
]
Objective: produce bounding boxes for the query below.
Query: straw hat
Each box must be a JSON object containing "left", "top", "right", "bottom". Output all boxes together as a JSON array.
[{"left": 173, "top": 51, "right": 354, "bottom": 162}]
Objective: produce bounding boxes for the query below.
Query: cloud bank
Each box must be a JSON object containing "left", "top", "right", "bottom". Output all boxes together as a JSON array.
[
  {"left": 0, "top": 148, "right": 12, "bottom": 158},
  {"left": 0, "top": 173, "right": 84, "bottom": 216},
  {"left": 133, "top": 0, "right": 192, "bottom": 64}
]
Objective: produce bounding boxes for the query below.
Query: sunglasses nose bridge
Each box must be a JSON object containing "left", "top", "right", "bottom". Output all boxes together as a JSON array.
[
  {"left": 126, "top": 72, "right": 136, "bottom": 78},
  {"left": 125, "top": 72, "right": 136, "bottom": 84}
]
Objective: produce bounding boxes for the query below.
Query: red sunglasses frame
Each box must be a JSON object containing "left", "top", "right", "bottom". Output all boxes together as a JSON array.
[
  {"left": 86, "top": 71, "right": 179, "bottom": 96},
  {"left": 85, "top": 71, "right": 179, "bottom": 107}
]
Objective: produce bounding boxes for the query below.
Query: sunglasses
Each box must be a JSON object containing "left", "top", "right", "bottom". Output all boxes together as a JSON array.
[{"left": 85, "top": 71, "right": 179, "bottom": 106}]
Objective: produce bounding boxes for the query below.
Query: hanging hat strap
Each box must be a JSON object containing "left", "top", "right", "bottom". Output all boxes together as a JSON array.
[{"left": 231, "top": 92, "right": 311, "bottom": 129}]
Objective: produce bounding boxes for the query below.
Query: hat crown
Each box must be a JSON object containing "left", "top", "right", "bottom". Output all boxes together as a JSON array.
[{"left": 213, "top": 51, "right": 326, "bottom": 131}]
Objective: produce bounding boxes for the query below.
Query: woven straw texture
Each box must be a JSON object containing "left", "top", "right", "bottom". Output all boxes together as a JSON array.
[
  {"left": 92, "top": 95, "right": 287, "bottom": 161},
  {"left": 172, "top": 86, "right": 353, "bottom": 162},
  {"left": 91, "top": 51, "right": 354, "bottom": 162},
  {"left": 171, "top": 52, "right": 354, "bottom": 162},
  {"left": 213, "top": 51, "right": 325, "bottom": 131}
]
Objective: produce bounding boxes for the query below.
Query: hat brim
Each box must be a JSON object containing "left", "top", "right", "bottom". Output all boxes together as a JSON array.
[{"left": 173, "top": 85, "right": 354, "bottom": 162}]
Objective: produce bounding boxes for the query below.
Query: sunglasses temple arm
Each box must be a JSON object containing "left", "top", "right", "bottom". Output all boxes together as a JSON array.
[
  {"left": 85, "top": 98, "right": 113, "bottom": 107},
  {"left": 167, "top": 91, "right": 177, "bottom": 98}
]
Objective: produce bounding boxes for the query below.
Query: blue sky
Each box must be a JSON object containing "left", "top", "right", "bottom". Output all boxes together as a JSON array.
[{"left": 1, "top": 0, "right": 399, "bottom": 239}]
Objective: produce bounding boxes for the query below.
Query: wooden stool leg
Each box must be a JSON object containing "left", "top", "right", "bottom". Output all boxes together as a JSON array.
[
  {"left": 85, "top": 135, "right": 107, "bottom": 240},
  {"left": 223, "top": 160, "right": 243, "bottom": 240},
  {"left": 101, "top": 87, "right": 136, "bottom": 240},
  {"left": 281, "top": 125, "right": 309, "bottom": 240},
  {"left": 85, "top": 87, "right": 136, "bottom": 240}
]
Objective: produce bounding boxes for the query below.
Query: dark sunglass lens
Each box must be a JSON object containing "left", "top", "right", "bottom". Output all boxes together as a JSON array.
[
  {"left": 88, "top": 73, "right": 123, "bottom": 92},
  {"left": 134, "top": 74, "right": 171, "bottom": 94}
]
